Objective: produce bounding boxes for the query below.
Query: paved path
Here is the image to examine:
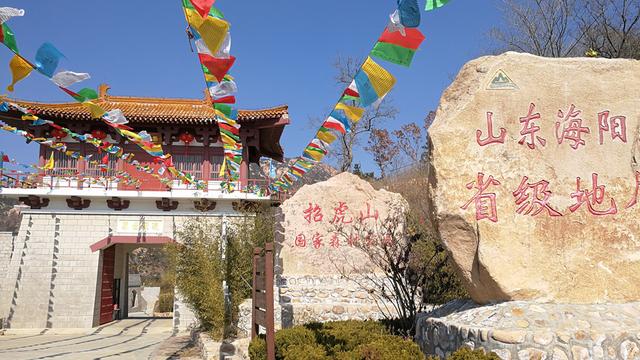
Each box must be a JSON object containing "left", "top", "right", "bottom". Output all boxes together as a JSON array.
[{"left": 0, "top": 319, "right": 196, "bottom": 360}]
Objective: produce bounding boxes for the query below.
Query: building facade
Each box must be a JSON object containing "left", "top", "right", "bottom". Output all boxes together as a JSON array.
[{"left": 0, "top": 85, "right": 289, "bottom": 330}]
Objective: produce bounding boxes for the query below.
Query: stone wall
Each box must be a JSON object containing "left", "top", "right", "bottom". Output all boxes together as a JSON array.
[
  {"left": 0, "top": 213, "right": 223, "bottom": 330},
  {"left": 415, "top": 300, "right": 640, "bottom": 359}
]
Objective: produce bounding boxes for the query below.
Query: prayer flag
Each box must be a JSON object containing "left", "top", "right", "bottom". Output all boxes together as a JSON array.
[
  {"left": 208, "top": 79, "right": 237, "bottom": 99},
  {"left": 199, "top": 54, "right": 235, "bottom": 82},
  {"left": 189, "top": 0, "right": 216, "bottom": 18},
  {"left": 316, "top": 127, "right": 338, "bottom": 144},
  {"left": 354, "top": 57, "right": 396, "bottom": 107},
  {"left": 0, "top": 7, "right": 24, "bottom": 24},
  {"left": 104, "top": 109, "right": 129, "bottom": 126},
  {"left": 78, "top": 88, "right": 98, "bottom": 101},
  {"left": 7, "top": 54, "right": 33, "bottom": 92},
  {"left": 0, "top": 23, "right": 18, "bottom": 54},
  {"left": 183, "top": 0, "right": 223, "bottom": 18},
  {"left": 425, "top": 0, "right": 451, "bottom": 11},
  {"left": 334, "top": 103, "right": 364, "bottom": 122},
  {"left": 397, "top": 0, "right": 420, "bottom": 27},
  {"left": 82, "top": 101, "right": 106, "bottom": 119},
  {"left": 185, "top": 8, "right": 229, "bottom": 55},
  {"left": 387, "top": 10, "right": 406, "bottom": 35},
  {"left": 35, "top": 42, "right": 64, "bottom": 78},
  {"left": 371, "top": 28, "right": 425, "bottom": 67},
  {"left": 43, "top": 152, "right": 54, "bottom": 170},
  {"left": 51, "top": 71, "right": 90, "bottom": 88}
]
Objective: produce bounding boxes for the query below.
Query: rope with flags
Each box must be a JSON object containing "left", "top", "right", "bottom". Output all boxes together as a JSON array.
[
  {"left": 180, "top": 0, "right": 243, "bottom": 192},
  {"left": 270, "top": 0, "right": 452, "bottom": 193}
]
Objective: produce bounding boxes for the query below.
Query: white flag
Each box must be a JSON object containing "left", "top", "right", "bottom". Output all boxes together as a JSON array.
[
  {"left": 0, "top": 7, "right": 24, "bottom": 24},
  {"left": 208, "top": 80, "right": 237, "bottom": 99},
  {"left": 215, "top": 32, "right": 231, "bottom": 59},
  {"left": 387, "top": 10, "right": 406, "bottom": 36},
  {"left": 104, "top": 109, "right": 129, "bottom": 126},
  {"left": 195, "top": 39, "right": 212, "bottom": 56},
  {"left": 51, "top": 71, "right": 90, "bottom": 88}
]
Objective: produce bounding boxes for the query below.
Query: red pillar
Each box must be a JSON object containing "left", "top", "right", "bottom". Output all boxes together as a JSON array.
[{"left": 240, "top": 134, "right": 249, "bottom": 189}]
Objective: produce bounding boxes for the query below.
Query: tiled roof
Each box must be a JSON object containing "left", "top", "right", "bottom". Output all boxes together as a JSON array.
[{"left": 1, "top": 84, "right": 289, "bottom": 126}]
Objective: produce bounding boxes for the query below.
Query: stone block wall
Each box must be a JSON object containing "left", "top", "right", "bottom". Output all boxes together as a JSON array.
[
  {"left": 415, "top": 300, "right": 640, "bottom": 360},
  {"left": 0, "top": 213, "right": 224, "bottom": 330}
]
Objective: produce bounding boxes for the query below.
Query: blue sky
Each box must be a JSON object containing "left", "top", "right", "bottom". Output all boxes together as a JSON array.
[{"left": 0, "top": 0, "right": 501, "bottom": 173}]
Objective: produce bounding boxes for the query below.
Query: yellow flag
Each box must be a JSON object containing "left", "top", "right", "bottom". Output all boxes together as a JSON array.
[
  {"left": 316, "top": 129, "right": 337, "bottom": 144},
  {"left": 335, "top": 103, "right": 365, "bottom": 122},
  {"left": 218, "top": 157, "right": 227, "bottom": 178},
  {"left": 185, "top": 8, "right": 229, "bottom": 54},
  {"left": 7, "top": 55, "right": 33, "bottom": 92},
  {"left": 82, "top": 101, "right": 107, "bottom": 119},
  {"left": 21, "top": 114, "right": 38, "bottom": 121},
  {"left": 43, "top": 152, "right": 54, "bottom": 170},
  {"left": 361, "top": 57, "right": 396, "bottom": 98}
]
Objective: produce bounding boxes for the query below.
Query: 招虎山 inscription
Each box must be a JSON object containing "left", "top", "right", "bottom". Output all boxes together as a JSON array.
[{"left": 428, "top": 52, "right": 640, "bottom": 305}]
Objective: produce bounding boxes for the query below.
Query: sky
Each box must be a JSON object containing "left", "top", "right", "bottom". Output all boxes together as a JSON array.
[{"left": 0, "top": 0, "right": 502, "bottom": 174}]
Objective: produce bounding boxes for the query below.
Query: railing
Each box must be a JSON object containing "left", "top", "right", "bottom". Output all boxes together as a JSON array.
[{"left": 0, "top": 172, "right": 279, "bottom": 198}]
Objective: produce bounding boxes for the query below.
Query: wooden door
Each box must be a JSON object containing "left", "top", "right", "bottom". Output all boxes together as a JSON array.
[{"left": 99, "top": 246, "right": 116, "bottom": 325}]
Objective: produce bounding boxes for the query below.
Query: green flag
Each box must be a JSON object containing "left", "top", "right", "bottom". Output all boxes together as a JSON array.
[
  {"left": 425, "top": 0, "right": 451, "bottom": 11},
  {"left": 0, "top": 23, "right": 18, "bottom": 54}
]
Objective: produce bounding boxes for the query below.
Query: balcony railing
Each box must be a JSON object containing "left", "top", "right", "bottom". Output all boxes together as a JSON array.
[{"left": 0, "top": 172, "right": 281, "bottom": 200}]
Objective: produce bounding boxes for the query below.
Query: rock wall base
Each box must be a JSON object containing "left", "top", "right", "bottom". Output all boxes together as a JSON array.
[{"left": 415, "top": 300, "right": 640, "bottom": 359}]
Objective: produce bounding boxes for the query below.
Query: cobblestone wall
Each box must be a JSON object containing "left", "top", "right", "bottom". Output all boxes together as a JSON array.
[{"left": 415, "top": 300, "right": 640, "bottom": 360}]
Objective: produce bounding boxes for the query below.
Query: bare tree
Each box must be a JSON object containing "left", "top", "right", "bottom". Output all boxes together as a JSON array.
[
  {"left": 326, "top": 56, "right": 398, "bottom": 172},
  {"left": 366, "top": 129, "right": 399, "bottom": 178},
  {"left": 579, "top": 0, "right": 640, "bottom": 59},
  {"left": 491, "top": 0, "right": 640, "bottom": 59}
]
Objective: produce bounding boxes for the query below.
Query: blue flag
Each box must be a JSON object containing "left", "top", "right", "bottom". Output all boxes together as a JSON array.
[
  {"left": 35, "top": 42, "right": 64, "bottom": 78},
  {"left": 397, "top": 0, "right": 421, "bottom": 28}
]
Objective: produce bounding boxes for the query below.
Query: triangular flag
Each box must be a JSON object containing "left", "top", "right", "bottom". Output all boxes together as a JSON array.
[
  {"left": 82, "top": 101, "right": 106, "bottom": 119},
  {"left": 0, "top": 23, "right": 18, "bottom": 54},
  {"left": 51, "top": 71, "right": 90, "bottom": 88},
  {"left": 0, "top": 7, "right": 24, "bottom": 25},
  {"left": 35, "top": 42, "right": 65, "bottom": 78},
  {"left": 7, "top": 54, "right": 33, "bottom": 92},
  {"left": 189, "top": 0, "right": 217, "bottom": 18},
  {"left": 185, "top": 7, "right": 229, "bottom": 55},
  {"left": 199, "top": 54, "right": 235, "bottom": 82},
  {"left": 43, "top": 152, "right": 54, "bottom": 170}
]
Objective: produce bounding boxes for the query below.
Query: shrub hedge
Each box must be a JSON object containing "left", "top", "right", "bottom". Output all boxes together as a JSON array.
[{"left": 248, "top": 320, "right": 423, "bottom": 360}]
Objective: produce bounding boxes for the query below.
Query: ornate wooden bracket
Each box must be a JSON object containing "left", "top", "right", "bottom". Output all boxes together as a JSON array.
[
  {"left": 156, "top": 198, "right": 179, "bottom": 212},
  {"left": 66, "top": 196, "right": 91, "bottom": 210},
  {"left": 194, "top": 199, "right": 216, "bottom": 212},
  {"left": 232, "top": 200, "right": 260, "bottom": 213},
  {"left": 106, "top": 197, "right": 130, "bottom": 211},
  {"left": 18, "top": 195, "right": 50, "bottom": 209}
]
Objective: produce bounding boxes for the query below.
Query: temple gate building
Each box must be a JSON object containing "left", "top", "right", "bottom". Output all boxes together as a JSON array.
[{"left": 0, "top": 84, "right": 289, "bottom": 330}]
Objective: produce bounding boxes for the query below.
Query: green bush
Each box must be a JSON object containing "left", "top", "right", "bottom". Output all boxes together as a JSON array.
[
  {"left": 249, "top": 320, "right": 423, "bottom": 360},
  {"left": 341, "top": 336, "right": 423, "bottom": 360}
]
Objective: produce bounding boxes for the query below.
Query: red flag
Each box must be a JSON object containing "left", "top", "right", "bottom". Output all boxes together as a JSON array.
[
  {"left": 190, "top": 0, "right": 216, "bottom": 18},
  {"left": 101, "top": 154, "right": 109, "bottom": 164},
  {"left": 199, "top": 54, "right": 235, "bottom": 82},
  {"left": 2, "top": 154, "right": 10, "bottom": 162},
  {"left": 212, "top": 95, "right": 236, "bottom": 104},
  {"left": 378, "top": 28, "right": 425, "bottom": 50}
]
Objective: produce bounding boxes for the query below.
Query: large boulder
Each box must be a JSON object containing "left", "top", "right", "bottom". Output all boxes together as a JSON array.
[{"left": 429, "top": 52, "right": 640, "bottom": 304}]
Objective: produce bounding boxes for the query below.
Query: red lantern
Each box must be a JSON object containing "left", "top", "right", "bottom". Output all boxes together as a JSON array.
[
  {"left": 179, "top": 132, "right": 195, "bottom": 144},
  {"left": 51, "top": 128, "right": 67, "bottom": 140},
  {"left": 179, "top": 132, "right": 195, "bottom": 156},
  {"left": 91, "top": 129, "right": 108, "bottom": 141}
]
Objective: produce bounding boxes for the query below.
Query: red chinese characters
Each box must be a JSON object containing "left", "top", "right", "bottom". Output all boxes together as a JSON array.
[
  {"left": 311, "top": 233, "right": 323, "bottom": 249},
  {"left": 295, "top": 233, "right": 307, "bottom": 248},
  {"left": 512, "top": 176, "right": 562, "bottom": 217},
  {"left": 329, "top": 233, "right": 340, "bottom": 248},
  {"left": 598, "top": 111, "right": 627, "bottom": 145},
  {"left": 331, "top": 202, "right": 353, "bottom": 224},
  {"left": 477, "top": 112, "right": 507, "bottom": 146},
  {"left": 555, "top": 104, "right": 590, "bottom": 150},
  {"left": 569, "top": 173, "right": 617, "bottom": 216},
  {"left": 303, "top": 203, "right": 323, "bottom": 224},
  {"left": 518, "top": 103, "right": 546, "bottom": 149},
  {"left": 359, "top": 203, "right": 379, "bottom": 222},
  {"left": 461, "top": 172, "right": 501, "bottom": 222}
]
